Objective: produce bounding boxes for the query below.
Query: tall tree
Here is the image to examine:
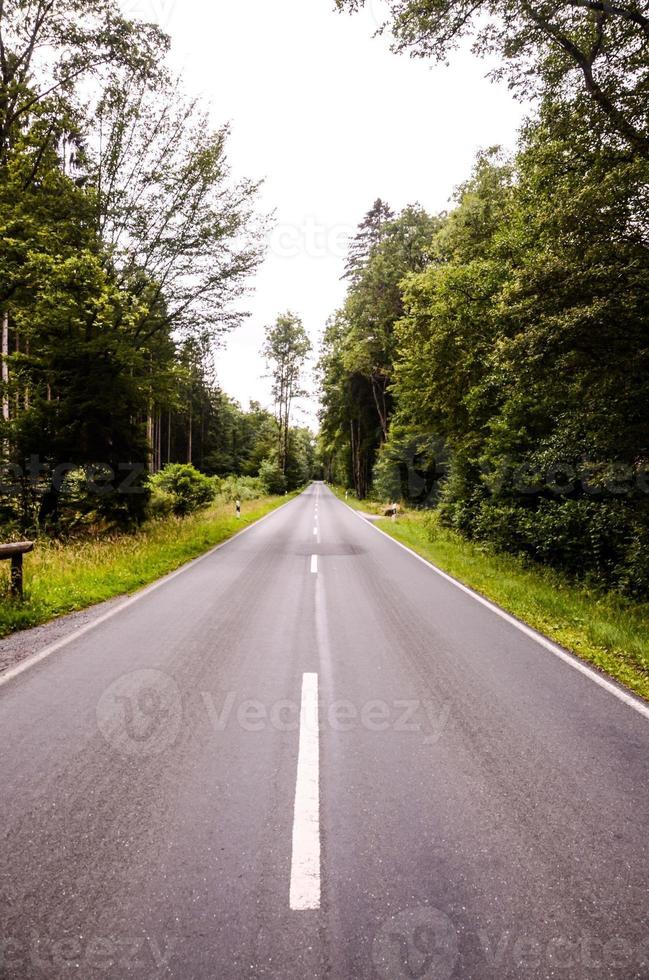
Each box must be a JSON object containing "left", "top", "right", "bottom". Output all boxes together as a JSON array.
[
  {"left": 319, "top": 204, "right": 439, "bottom": 495},
  {"left": 343, "top": 198, "right": 394, "bottom": 282},
  {"left": 93, "top": 76, "right": 264, "bottom": 342},
  {"left": 262, "top": 313, "right": 311, "bottom": 475},
  {"left": 318, "top": 311, "right": 378, "bottom": 498},
  {"left": 342, "top": 204, "right": 440, "bottom": 442}
]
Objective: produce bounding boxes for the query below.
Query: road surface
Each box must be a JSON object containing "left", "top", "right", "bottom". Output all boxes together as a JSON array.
[{"left": 1, "top": 484, "right": 648, "bottom": 979}]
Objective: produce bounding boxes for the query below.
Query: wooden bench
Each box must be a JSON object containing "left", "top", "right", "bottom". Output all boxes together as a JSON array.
[{"left": 0, "top": 541, "right": 34, "bottom": 598}]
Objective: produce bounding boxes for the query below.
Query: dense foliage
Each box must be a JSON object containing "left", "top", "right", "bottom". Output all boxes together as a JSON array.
[
  {"left": 321, "top": 0, "right": 649, "bottom": 596},
  {"left": 0, "top": 1, "right": 314, "bottom": 538},
  {"left": 320, "top": 107, "right": 649, "bottom": 595}
]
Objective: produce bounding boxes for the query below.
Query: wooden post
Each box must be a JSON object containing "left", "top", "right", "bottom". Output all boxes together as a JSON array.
[
  {"left": 10, "top": 553, "right": 22, "bottom": 598},
  {"left": 0, "top": 541, "right": 34, "bottom": 600}
]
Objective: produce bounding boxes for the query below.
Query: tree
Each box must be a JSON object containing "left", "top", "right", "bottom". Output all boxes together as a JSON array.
[
  {"left": 262, "top": 313, "right": 311, "bottom": 475},
  {"left": 342, "top": 204, "right": 440, "bottom": 442},
  {"left": 335, "top": 0, "right": 649, "bottom": 159},
  {"left": 0, "top": 0, "right": 167, "bottom": 175},
  {"left": 394, "top": 151, "right": 515, "bottom": 447},
  {"left": 285, "top": 427, "right": 316, "bottom": 489},
  {"left": 318, "top": 311, "right": 378, "bottom": 497},
  {"left": 344, "top": 198, "right": 394, "bottom": 282},
  {"left": 93, "top": 76, "right": 264, "bottom": 342},
  {"left": 318, "top": 204, "right": 439, "bottom": 496}
]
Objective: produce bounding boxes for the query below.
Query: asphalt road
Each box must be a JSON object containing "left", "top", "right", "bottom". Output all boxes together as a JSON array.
[{"left": 1, "top": 484, "right": 648, "bottom": 980}]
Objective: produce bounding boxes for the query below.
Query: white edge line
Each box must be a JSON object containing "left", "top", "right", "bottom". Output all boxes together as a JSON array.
[
  {"left": 337, "top": 495, "right": 649, "bottom": 722},
  {"left": 289, "top": 671, "right": 320, "bottom": 910},
  {"left": 0, "top": 493, "right": 302, "bottom": 691}
]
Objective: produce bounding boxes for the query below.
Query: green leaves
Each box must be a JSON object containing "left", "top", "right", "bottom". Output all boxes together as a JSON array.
[
  {"left": 336, "top": 0, "right": 649, "bottom": 159},
  {"left": 318, "top": 96, "right": 649, "bottom": 594},
  {"left": 262, "top": 313, "right": 311, "bottom": 476},
  {"left": 0, "top": 0, "right": 265, "bottom": 531},
  {"left": 319, "top": 204, "right": 441, "bottom": 493}
]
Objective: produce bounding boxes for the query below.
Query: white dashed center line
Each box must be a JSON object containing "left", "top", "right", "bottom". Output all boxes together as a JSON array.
[{"left": 289, "top": 672, "right": 320, "bottom": 910}]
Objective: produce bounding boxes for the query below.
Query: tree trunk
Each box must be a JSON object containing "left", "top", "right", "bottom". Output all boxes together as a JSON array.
[
  {"left": 2, "top": 310, "right": 9, "bottom": 422},
  {"left": 156, "top": 409, "right": 162, "bottom": 472},
  {"left": 351, "top": 418, "right": 366, "bottom": 497},
  {"left": 146, "top": 408, "right": 154, "bottom": 473},
  {"left": 24, "top": 338, "right": 30, "bottom": 410},
  {"left": 13, "top": 329, "right": 19, "bottom": 416},
  {"left": 371, "top": 374, "right": 389, "bottom": 443}
]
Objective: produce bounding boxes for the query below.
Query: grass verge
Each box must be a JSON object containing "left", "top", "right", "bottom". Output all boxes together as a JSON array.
[
  {"left": 332, "top": 488, "right": 649, "bottom": 701},
  {"left": 0, "top": 495, "right": 291, "bottom": 638}
]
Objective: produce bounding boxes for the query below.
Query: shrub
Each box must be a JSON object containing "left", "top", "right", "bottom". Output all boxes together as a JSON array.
[
  {"left": 258, "top": 458, "right": 286, "bottom": 495},
  {"left": 146, "top": 487, "right": 176, "bottom": 519},
  {"left": 463, "top": 495, "right": 649, "bottom": 598},
  {"left": 148, "top": 464, "right": 216, "bottom": 516},
  {"left": 214, "top": 474, "right": 265, "bottom": 502}
]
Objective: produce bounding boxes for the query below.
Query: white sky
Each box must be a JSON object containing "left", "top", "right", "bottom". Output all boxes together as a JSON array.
[{"left": 123, "top": 0, "right": 527, "bottom": 425}]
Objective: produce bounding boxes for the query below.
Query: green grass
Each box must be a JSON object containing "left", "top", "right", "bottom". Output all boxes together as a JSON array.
[
  {"left": 333, "top": 488, "right": 649, "bottom": 701},
  {"left": 0, "top": 495, "right": 290, "bottom": 638}
]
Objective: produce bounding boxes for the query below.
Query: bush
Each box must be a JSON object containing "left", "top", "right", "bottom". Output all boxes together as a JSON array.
[
  {"left": 463, "top": 495, "right": 649, "bottom": 598},
  {"left": 258, "top": 458, "right": 286, "bottom": 495},
  {"left": 146, "top": 487, "right": 176, "bottom": 519},
  {"left": 214, "top": 474, "right": 265, "bottom": 502},
  {"left": 618, "top": 525, "right": 649, "bottom": 600},
  {"left": 148, "top": 464, "right": 216, "bottom": 516},
  {"left": 373, "top": 430, "right": 446, "bottom": 506}
]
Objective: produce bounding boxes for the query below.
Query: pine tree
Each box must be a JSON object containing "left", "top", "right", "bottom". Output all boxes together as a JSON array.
[{"left": 343, "top": 199, "right": 394, "bottom": 283}]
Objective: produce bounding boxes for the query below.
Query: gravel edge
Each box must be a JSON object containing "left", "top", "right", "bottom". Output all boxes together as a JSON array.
[{"left": 0, "top": 595, "right": 128, "bottom": 676}]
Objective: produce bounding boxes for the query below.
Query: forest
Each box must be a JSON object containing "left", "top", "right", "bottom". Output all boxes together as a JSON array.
[
  {"left": 0, "top": 0, "right": 314, "bottom": 539},
  {"left": 321, "top": 0, "right": 649, "bottom": 597}
]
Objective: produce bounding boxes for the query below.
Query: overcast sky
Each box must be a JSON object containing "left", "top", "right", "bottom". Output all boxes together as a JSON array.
[{"left": 123, "top": 0, "right": 527, "bottom": 425}]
